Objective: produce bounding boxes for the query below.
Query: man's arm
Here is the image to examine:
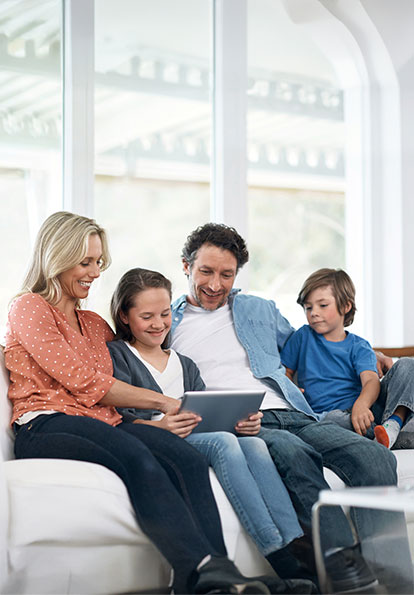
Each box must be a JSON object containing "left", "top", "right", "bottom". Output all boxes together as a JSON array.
[
  {"left": 284, "top": 366, "right": 296, "bottom": 383},
  {"left": 374, "top": 351, "right": 394, "bottom": 377},
  {"left": 351, "top": 370, "right": 380, "bottom": 435}
]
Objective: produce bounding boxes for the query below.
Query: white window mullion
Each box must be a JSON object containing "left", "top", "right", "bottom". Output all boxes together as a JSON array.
[
  {"left": 62, "top": 0, "right": 94, "bottom": 217},
  {"left": 211, "top": 0, "right": 247, "bottom": 238}
]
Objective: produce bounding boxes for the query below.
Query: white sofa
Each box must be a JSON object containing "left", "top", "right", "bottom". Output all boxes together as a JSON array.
[{"left": 1, "top": 347, "right": 414, "bottom": 594}]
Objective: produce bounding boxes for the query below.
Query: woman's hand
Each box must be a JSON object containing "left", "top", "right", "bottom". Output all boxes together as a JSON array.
[
  {"left": 158, "top": 410, "right": 202, "bottom": 438},
  {"left": 160, "top": 396, "right": 185, "bottom": 415},
  {"left": 235, "top": 411, "right": 263, "bottom": 435}
]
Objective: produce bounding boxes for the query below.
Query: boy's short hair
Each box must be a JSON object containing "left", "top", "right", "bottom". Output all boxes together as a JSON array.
[{"left": 297, "top": 268, "right": 356, "bottom": 327}]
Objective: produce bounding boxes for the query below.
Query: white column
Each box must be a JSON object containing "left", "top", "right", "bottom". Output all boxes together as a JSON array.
[
  {"left": 62, "top": 0, "right": 94, "bottom": 217},
  {"left": 211, "top": 0, "right": 247, "bottom": 238}
]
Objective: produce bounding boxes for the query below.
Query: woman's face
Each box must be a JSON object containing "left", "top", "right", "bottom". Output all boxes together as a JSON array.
[
  {"left": 120, "top": 287, "right": 172, "bottom": 350},
  {"left": 58, "top": 234, "right": 103, "bottom": 303}
]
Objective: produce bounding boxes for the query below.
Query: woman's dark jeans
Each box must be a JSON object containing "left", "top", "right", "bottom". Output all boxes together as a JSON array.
[{"left": 14, "top": 413, "right": 227, "bottom": 585}]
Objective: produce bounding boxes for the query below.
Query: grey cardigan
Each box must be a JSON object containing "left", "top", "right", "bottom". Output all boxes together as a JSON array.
[{"left": 107, "top": 339, "right": 205, "bottom": 421}]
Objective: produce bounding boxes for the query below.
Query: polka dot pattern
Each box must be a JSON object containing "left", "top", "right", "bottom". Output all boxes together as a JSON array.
[{"left": 4, "top": 293, "right": 121, "bottom": 426}]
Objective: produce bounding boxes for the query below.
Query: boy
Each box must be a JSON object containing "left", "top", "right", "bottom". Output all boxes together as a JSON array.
[{"left": 281, "top": 268, "right": 412, "bottom": 448}]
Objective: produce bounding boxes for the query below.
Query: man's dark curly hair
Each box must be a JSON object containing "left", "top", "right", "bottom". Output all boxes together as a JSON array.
[{"left": 181, "top": 223, "right": 249, "bottom": 270}]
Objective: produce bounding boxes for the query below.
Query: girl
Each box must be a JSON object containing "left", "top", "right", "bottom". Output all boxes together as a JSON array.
[{"left": 108, "top": 267, "right": 317, "bottom": 587}]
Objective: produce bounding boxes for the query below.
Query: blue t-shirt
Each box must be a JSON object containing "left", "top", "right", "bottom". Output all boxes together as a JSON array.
[{"left": 280, "top": 325, "right": 377, "bottom": 414}]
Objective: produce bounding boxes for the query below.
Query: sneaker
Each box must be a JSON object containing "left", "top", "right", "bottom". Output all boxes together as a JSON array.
[
  {"left": 324, "top": 543, "right": 379, "bottom": 594},
  {"left": 194, "top": 557, "right": 270, "bottom": 594}
]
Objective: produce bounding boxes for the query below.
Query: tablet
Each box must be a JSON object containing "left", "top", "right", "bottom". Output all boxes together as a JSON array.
[{"left": 179, "top": 390, "right": 265, "bottom": 434}]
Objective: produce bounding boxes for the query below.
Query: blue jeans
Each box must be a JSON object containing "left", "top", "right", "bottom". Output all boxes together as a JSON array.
[
  {"left": 325, "top": 357, "right": 414, "bottom": 436},
  {"left": 259, "top": 410, "right": 413, "bottom": 593},
  {"left": 187, "top": 432, "right": 303, "bottom": 556},
  {"left": 14, "top": 413, "right": 227, "bottom": 590}
]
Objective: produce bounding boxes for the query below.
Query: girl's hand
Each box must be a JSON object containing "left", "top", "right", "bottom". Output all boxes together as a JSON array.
[
  {"left": 235, "top": 411, "right": 263, "bottom": 435},
  {"left": 158, "top": 411, "right": 201, "bottom": 438},
  {"left": 351, "top": 401, "right": 374, "bottom": 435}
]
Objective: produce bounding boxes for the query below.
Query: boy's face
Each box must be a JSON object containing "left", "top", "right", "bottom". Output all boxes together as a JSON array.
[{"left": 303, "top": 285, "right": 350, "bottom": 342}]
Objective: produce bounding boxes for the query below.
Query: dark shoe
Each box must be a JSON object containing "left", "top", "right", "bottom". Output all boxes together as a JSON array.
[
  {"left": 266, "top": 538, "right": 318, "bottom": 586},
  {"left": 194, "top": 557, "right": 270, "bottom": 594},
  {"left": 324, "top": 543, "right": 379, "bottom": 593},
  {"left": 259, "top": 575, "right": 319, "bottom": 594}
]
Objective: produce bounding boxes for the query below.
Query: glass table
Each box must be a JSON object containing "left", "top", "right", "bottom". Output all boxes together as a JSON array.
[{"left": 312, "top": 485, "right": 414, "bottom": 593}]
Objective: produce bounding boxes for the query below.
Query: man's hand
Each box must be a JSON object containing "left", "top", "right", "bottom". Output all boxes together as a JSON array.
[
  {"left": 235, "top": 411, "right": 263, "bottom": 435},
  {"left": 375, "top": 351, "right": 393, "bottom": 378},
  {"left": 351, "top": 401, "right": 374, "bottom": 435}
]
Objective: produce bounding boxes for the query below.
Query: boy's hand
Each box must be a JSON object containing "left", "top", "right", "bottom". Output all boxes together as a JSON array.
[{"left": 351, "top": 401, "right": 374, "bottom": 435}]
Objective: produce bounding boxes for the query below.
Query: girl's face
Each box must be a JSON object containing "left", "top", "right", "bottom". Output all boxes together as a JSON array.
[{"left": 120, "top": 287, "right": 172, "bottom": 350}]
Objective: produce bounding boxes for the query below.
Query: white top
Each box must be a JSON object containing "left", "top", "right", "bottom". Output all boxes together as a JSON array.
[
  {"left": 126, "top": 343, "right": 183, "bottom": 420},
  {"left": 171, "top": 303, "right": 290, "bottom": 411}
]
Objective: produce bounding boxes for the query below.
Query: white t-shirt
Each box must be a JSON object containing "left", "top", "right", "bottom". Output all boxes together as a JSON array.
[
  {"left": 126, "top": 343, "right": 184, "bottom": 420},
  {"left": 171, "top": 303, "right": 289, "bottom": 410}
]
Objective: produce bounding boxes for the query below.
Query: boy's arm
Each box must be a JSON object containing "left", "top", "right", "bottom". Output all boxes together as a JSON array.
[{"left": 351, "top": 370, "right": 380, "bottom": 435}]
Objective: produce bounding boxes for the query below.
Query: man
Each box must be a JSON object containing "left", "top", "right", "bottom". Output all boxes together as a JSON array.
[{"left": 170, "top": 222, "right": 413, "bottom": 594}]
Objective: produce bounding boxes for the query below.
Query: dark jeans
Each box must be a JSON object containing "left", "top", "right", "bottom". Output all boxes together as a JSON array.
[
  {"left": 14, "top": 413, "right": 227, "bottom": 587},
  {"left": 259, "top": 410, "right": 413, "bottom": 593}
]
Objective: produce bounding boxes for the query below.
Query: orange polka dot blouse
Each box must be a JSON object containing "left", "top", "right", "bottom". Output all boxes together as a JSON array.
[{"left": 4, "top": 293, "right": 122, "bottom": 426}]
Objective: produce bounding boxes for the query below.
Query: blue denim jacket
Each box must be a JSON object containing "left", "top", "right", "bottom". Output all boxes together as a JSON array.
[{"left": 171, "top": 290, "right": 322, "bottom": 421}]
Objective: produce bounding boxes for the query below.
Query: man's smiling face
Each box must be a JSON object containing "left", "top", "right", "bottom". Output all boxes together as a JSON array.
[{"left": 184, "top": 243, "right": 238, "bottom": 311}]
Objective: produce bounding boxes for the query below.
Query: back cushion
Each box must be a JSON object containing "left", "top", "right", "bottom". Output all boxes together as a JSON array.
[{"left": 0, "top": 348, "right": 14, "bottom": 461}]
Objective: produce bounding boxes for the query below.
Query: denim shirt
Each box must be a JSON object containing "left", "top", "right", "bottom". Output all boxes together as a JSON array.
[{"left": 171, "top": 290, "right": 322, "bottom": 421}]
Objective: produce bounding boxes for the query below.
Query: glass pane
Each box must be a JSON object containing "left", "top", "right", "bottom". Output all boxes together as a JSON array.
[
  {"left": 247, "top": 0, "right": 345, "bottom": 329},
  {"left": 94, "top": 0, "right": 211, "bottom": 319},
  {"left": 0, "top": 0, "right": 62, "bottom": 329}
]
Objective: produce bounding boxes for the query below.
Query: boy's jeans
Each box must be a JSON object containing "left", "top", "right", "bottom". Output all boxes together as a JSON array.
[{"left": 325, "top": 357, "right": 414, "bottom": 440}]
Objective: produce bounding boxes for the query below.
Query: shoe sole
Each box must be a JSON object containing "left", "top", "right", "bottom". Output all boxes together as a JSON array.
[
  {"left": 330, "top": 578, "right": 380, "bottom": 594},
  {"left": 205, "top": 581, "right": 270, "bottom": 594}
]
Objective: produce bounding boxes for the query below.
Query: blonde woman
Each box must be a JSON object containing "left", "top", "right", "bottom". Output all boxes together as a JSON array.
[{"left": 4, "top": 211, "right": 275, "bottom": 595}]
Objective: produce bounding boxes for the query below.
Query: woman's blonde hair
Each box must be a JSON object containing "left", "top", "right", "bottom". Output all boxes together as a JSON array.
[{"left": 18, "top": 211, "right": 111, "bottom": 307}]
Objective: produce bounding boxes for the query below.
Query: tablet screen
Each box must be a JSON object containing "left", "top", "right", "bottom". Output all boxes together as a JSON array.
[{"left": 180, "top": 390, "right": 265, "bottom": 434}]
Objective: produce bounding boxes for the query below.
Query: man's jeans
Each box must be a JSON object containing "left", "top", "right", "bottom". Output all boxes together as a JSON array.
[
  {"left": 259, "top": 410, "right": 413, "bottom": 593},
  {"left": 325, "top": 357, "right": 414, "bottom": 440},
  {"left": 187, "top": 432, "right": 303, "bottom": 556}
]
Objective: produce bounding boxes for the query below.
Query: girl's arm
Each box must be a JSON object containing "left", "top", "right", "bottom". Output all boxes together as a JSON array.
[{"left": 351, "top": 370, "right": 380, "bottom": 435}]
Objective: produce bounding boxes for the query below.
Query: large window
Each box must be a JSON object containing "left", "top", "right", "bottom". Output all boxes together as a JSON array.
[
  {"left": 0, "top": 0, "right": 62, "bottom": 324},
  {"left": 0, "top": 0, "right": 348, "bottom": 334},
  {"left": 93, "top": 0, "right": 211, "bottom": 318},
  {"left": 247, "top": 0, "right": 345, "bottom": 328}
]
